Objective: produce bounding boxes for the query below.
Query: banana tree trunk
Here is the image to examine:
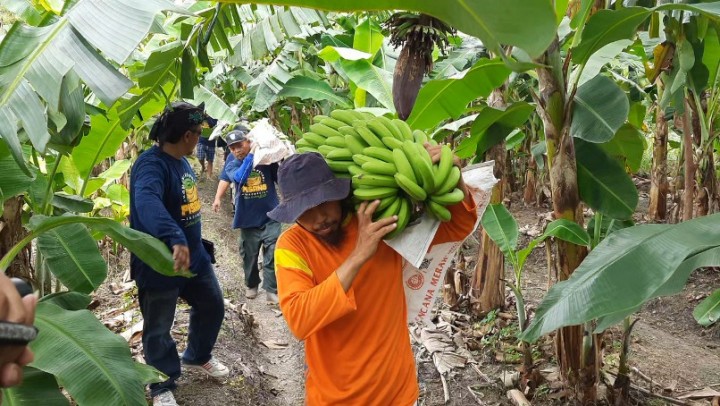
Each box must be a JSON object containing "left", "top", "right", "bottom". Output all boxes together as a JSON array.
[
  {"left": 682, "top": 97, "right": 696, "bottom": 221},
  {"left": 648, "top": 96, "right": 668, "bottom": 221},
  {"left": 0, "top": 197, "right": 32, "bottom": 281},
  {"left": 535, "top": 38, "right": 596, "bottom": 403},
  {"left": 470, "top": 88, "right": 507, "bottom": 315}
]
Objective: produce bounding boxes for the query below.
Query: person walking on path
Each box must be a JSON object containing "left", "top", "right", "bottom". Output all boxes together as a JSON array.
[
  {"left": 195, "top": 116, "right": 218, "bottom": 179},
  {"left": 130, "top": 101, "right": 229, "bottom": 406},
  {"left": 269, "top": 150, "right": 478, "bottom": 405},
  {"left": 212, "top": 127, "right": 281, "bottom": 303}
]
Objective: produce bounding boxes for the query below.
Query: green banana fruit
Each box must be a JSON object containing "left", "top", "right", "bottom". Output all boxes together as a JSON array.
[
  {"left": 384, "top": 197, "right": 411, "bottom": 239},
  {"left": 375, "top": 195, "right": 401, "bottom": 221},
  {"left": 325, "top": 136, "right": 347, "bottom": 148},
  {"left": 394, "top": 172, "right": 427, "bottom": 201},
  {"left": 353, "top": 186, "right": 398, "bottom": 201},
  {"left": 392, "top": 147, "right": 417, "bottom": 184},
  {"left": 392, "top": 119, "right": 414, "bottom": 141},
  {"left": 302, "top": 133, "right": 326, "bottom": 147},
  {"left": 435, "top": 166, "right": 461, "bottom": 195},
  {"left": 312, "top": 115, "right": 330, "bottom": 124},
  {"left": 362, "top": 146, "right": 394, "bottom": 163},
  {"left": 296, "top": 146, "right": 319, "bottom": 153},
  {"left": 376, "top": 115, "right": 403, "bottom": 140},
  {"left": 412, "top": 129, "right": 429, "bottom": 144},
  {"left": 434, "top": 144, "right": 454, "bottom": 185},
  {"left": 366, "top": 119, "right": 395, "bottom": 141},
  {"left": 430, "top": 188, "right": 465, "bottom": 206},
  {"left": 326, "top": 160, "right": 354, "bottom": 173},
  {"left": 310, "top": 123, "right": 342, "bottom": 138},
  {"left": 344, "top": 134, "right": 366, "bottom": 155},
  {"left": 356, "top": 126, "right": 386, "bottom": 149},
  {"left": 377, "top": 195, "right": 398, "bottom": 211},
  {"left": 382, "top": 136, "right": 404, "bottom": 150},
  {"left": 327, "top": 148, "right": 353, "bottom": 161},
  {"left": 317, "top": 145, "right": 335, "bottom": 157},
  {"left": 352, "top": 173, "right": 398, "bottom": 188},
  {"left": 319, "top": 117, "right": 347, "bottom": 130},
  {"left": 330, "top": 109, "right": 360, "bottom": 125},
  {"left": 352, "top": 154, "right": 374, "bottom": 167},
  {"left": 426, "top": 200, "right": 452, "bottom": 222},
  {"left": 361, "top": 159, "right": 397, "bottom": 177},
  {"left": 295, "top": 138, "right": 313, "bottom": 149},
  {"left": 347, "top": 164, "right": 365, "bottom": 177},
  {"left": 338, "top": 125, "right": 361, "bottom": 138}
]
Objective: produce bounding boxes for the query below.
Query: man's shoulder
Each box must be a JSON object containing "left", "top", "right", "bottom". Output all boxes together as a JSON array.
[{"left": 277, "top": 224, "right": 305, "bottom": 247}]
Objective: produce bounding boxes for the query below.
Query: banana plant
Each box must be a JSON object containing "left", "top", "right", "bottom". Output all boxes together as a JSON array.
[{"left": 481, "top": 203, "right": 590, "bottom": 370}]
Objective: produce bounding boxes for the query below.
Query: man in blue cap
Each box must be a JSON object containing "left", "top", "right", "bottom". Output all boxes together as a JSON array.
[{"left": 212, "top": 127, "right": 281, "bottom": 303}]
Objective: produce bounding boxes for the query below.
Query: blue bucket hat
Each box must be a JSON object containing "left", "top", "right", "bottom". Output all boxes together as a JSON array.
[{"left": 267, "top": 153, "right": 351, "bottom": 223}]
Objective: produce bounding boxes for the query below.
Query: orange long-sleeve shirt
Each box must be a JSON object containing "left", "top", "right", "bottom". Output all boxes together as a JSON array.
[{"left": 275, "top": 197, "right": 477, "bottom": 405}]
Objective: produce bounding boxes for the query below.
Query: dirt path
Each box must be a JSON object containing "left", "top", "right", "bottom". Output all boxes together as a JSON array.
[
  {"left": 172, "top": 170, "right": 305, "bottom": 405},
  {"left": 97, "top": 161, "right": 717, "bottom": 405}
]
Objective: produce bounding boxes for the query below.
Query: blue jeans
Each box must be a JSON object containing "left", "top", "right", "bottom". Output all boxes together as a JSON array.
[
  {"left": 138, "top": 271, "right": 225, "bottom": 396},
  {"left": 239, "top": 220, "right": 280, "bottom": 293}
]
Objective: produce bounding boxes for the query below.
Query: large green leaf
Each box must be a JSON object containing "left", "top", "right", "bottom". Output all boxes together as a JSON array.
[
  {"left": 277, "top": 75, "right": 351, "bottom": 107},
  {"left": 522, "top": 214, "right": 720, "bottom": 342},
  {"left": 336, "top": 59, "right": 394, "bottom": 111},
  {"left": 571, "top": 7, "right": 651, "bottom": 66},
  {"left": 431, "top": 36, "right": 484, "bottom": 79},
  {"left": 456, "top": 102, "right": 534, "bottom": 158},
  {"left": 226, "top": 0, "right": 557, "bottom": 58},
  {"left": 353, "top": 17, "right": 384, "bottom": 57},
  {"left": 30, "top": 303, "right": 149, "bottom": 405},
  {"left": 1, "top": 367, "right": 69, "bottom": 406},
  {"left": 480, "top": 203, "right": 518, "bottom": 257},
  {"left": 575, "top": 139, "right": 638, "bottom": 220},
  {"left": 37, "top": 224, "right": 107, "bottom": 294},
  {"left": 573, "top": 3, "right": 720, "bottom": 66},
  {"left": 227, "top": 6, "right": 329, "bottom": 66},
  {"left": 0, "top": 149, "right": 35, "bottom": 201},
  {"left": 191, "top": 85, "right": 238, "bottom": 124},
  {"left": 40, "top": 291, "right": 92, "bottom": 311},
  {"left": 71, "top": 109, "right": 127, "bottom": 180},
  {"left": 407, "top": 59, "right": 511, "bottom": 130},
  {"left": 574, "top": 39, "right": 633, "bottom": 86},
  {"left": 542, "top": 219, "right": 591, "bottom": 247},
  {"left": 0, "top": 0, "right": 183, "bottom": 152},
  {"left": 599, "top": 123, "right": 646, "bottom": 173},
  {"left": 694, "top": 288, "right": 720, "bottom": 327},
  {"left": 571, "top": 75, "right": 629, "bottom": 143},
  {"left": 25, "top": 215, "right": 188, "bottom": 278}
]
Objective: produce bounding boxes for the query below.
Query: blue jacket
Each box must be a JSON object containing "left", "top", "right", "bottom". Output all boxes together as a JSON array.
[
  {"left": 220, "top": 154, "right": 279, "bottom": 229},
  {"left": 130, "top": 145, "right": 212, "bottom": 288}
]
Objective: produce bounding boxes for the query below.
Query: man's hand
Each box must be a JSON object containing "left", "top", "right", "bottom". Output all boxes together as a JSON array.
[
  {"left": 352, "top": 200, "right": 398, "bottom": 263},
  {"left": 0, "top": 274, "right": 36, "bottom": 388},
  {"left": 172, "top": 244, "right": 190, "bottom": 273},
  {"left": 212, "top": 198, "right": 221, "bottom": 213}
]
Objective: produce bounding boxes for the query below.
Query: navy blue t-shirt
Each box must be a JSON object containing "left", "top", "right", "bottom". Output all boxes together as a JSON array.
[
  {"left": 129, "top": 145, "right": 212, "bottom": 289},
  {"left": 220, "top": 155, "right": 279, "bottom": 229}
]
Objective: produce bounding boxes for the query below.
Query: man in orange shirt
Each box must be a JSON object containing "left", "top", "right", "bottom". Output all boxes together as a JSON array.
[{"left": 268, "top": 149, "right": 477, "bottom": 405}]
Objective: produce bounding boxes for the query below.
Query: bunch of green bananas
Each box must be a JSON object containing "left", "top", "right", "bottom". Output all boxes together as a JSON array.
[{"left": 295, "top": 109, "right": 464, "bottom": 239}]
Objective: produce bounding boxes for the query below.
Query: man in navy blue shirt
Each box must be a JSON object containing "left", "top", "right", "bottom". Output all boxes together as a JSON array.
[
  {"left": 130, "top": 102, "right": 228, "bottom": 406},
  {"left": 212, "top": 127, "right": 281, "bottom": 303}
]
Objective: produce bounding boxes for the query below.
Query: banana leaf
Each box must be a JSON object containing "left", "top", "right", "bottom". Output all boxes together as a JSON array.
[{"left": 522, "top": 214, "right": 720, "bottom": 342}]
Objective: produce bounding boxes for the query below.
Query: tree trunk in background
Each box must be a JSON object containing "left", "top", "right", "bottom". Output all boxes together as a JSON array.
[
  {"left": 535, "top": 38, "right": 596, "bottom": 404},
  {"left": 682, "top": 97, "right": 696, "bottom": 221},
  {"left": 470, "top": 87, "right": 507, "bottom": 315},
  {"left": 0, "top": 197, "right": 32, "bottom": 281},
  {"left": 648, "top": 99, "right": 668, "bottom": 221}
]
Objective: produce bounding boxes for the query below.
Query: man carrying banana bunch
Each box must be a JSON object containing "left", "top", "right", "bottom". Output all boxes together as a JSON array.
[{"left": 268, "top": 146, "right": 477, "bottom": 405}]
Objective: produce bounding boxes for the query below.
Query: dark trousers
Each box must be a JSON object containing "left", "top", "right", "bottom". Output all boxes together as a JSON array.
[
  {"left": 239, "top": 220, "right": 281, "bottom": 293},
  {"left": 139, "top": 271, "right": 225, "bottom": 396}
]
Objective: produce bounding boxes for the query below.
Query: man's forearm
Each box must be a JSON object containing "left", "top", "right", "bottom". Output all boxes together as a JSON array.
[{"left": 214, "top": 181, "right": 230, "bottom": 201}]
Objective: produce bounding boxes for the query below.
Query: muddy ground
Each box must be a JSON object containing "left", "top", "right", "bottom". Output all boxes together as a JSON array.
[{"left": 96, "top": 157, "right": 719, "bottom": 405}]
